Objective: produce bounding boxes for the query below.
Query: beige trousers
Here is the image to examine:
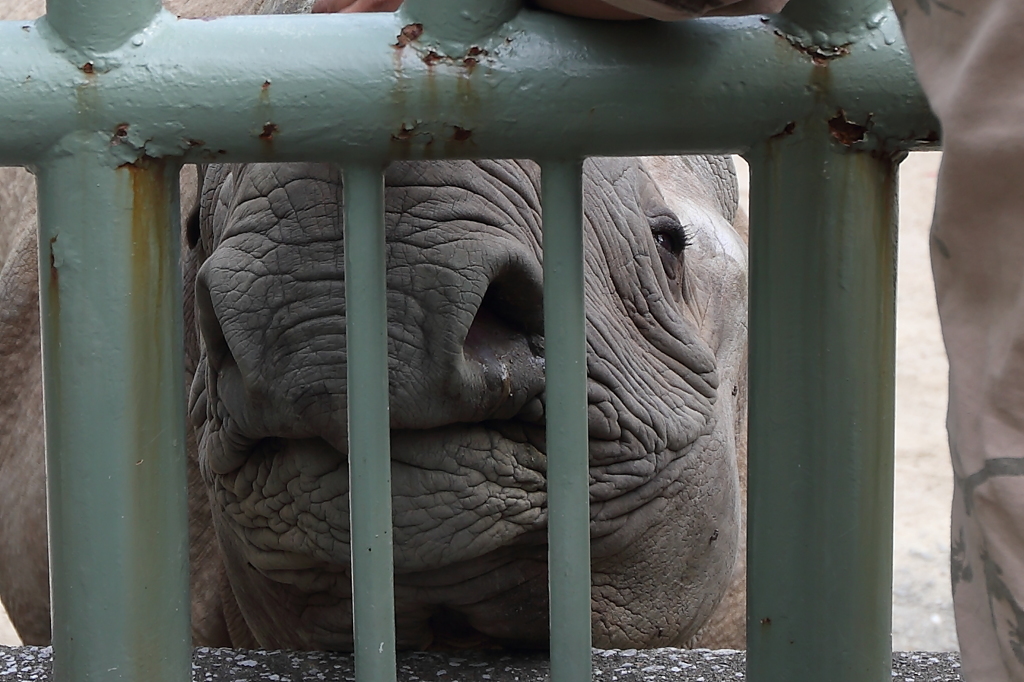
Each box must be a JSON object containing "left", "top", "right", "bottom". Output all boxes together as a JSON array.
[
  {"left": 621, "top": 0, "right": 1024, "bottom": 676},
  {"left": 893, "top": 1, "right": 1024, "bottom": 678}
]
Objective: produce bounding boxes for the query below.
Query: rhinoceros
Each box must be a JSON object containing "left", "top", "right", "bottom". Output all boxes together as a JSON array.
[{"left": 0, "top": 0, "right": 748, "bottom": 652}]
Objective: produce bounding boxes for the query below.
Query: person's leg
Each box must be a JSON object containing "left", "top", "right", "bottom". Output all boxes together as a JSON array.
[{"left": 895, "top": 1, "right": 1024, "bottom": 677}]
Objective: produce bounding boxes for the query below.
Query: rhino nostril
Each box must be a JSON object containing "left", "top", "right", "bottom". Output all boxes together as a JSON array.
[
  {"left": 464, "top": 304, "right": 516, "bottom": 362},
  {"left": 464, "top": 267, "right": 544, "bottom": 358},
  {"left": 460, "top": 265, "right": 546, "bottom": 422}
]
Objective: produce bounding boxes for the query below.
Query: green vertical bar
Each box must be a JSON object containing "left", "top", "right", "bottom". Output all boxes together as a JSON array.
[
  {"left": 46, "top": 0, "right": 160, "bottom": 57},
  {"left": 36, "top": 141, "right": 190, "bottom": 682},
  {"left": 400, "top": 0, "right": 521, "bottom": 43},
  {"left": 343, "top": 165, "right": 397, "bottom": 682},
  {"left": 779, "top": 0, "right": 889, "bottom": 34},
  {"left": 746, "top": 128, "right": 897, "bottom": 681},
  {"left": 541, "top": 160, "right": 592, "bottom": 682}
]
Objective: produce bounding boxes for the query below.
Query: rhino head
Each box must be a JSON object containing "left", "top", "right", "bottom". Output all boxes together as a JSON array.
[{"left": 184, "top": 155, "right": 748, "bottom": 650}]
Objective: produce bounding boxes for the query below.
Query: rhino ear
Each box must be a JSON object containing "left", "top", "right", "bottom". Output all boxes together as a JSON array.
[{"left": 689, "top": 155, "right": 740, "bottom": 227}]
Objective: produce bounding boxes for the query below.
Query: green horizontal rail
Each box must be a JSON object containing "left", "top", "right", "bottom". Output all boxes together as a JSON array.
[{"left": 0, "top": 7, "right": 934, "bottom": 167}]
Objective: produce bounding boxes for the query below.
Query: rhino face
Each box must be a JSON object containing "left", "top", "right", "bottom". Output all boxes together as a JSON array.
[{"left": 186, "top": 156, "right": 747, "bottom": 650}]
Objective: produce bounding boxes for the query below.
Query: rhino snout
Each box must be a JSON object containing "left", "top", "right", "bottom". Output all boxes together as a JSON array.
[{"left": 191, "top": 201, "right": 548, "bottom": 476}]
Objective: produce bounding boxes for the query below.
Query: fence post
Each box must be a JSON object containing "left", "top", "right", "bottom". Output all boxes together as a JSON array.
[
  {"left": 36, "top": 142, "right": 191, "bottom": 682},
  {"left": 746, "top": 123, "right": 899, "bottom": 681},
  {"left": 343, "top": 165, "right": 397, "bottom": 682},
  {"left": 542, "top": 160, "right": 592, "bottom": 682},
  {"left": 45, "top": 0, "right": 160, "bottom": 59}
]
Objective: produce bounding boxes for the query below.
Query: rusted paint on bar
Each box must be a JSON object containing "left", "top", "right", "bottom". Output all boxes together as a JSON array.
[{"left": 125, "top": 158, "right": 190, "bottom": 679}]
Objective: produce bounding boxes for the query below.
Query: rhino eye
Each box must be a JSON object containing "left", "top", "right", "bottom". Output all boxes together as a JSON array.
[
  {"left": 653, "top": 230, "right": 682, "bottom": 255},
  {"left": 651, "top": 214, "right": 689, "bottom": 255},
  {"left": 650, "top": 214, "right": 690, "bottom": 280}
]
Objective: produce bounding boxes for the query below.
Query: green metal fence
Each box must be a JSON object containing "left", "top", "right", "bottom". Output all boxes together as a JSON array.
[{"left": 0, "top": 0, "right": 938, "bottom": 679}]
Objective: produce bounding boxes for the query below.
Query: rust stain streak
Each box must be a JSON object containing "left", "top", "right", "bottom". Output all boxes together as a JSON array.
[
  {"left": 121, "top": 158, "right": 180, "bottom": 682},
  {"left": 48, "top": 236, "right": 58, "bottom": 286},
  {"left": 259, "top": 122, "right": 278, "bottom": 141}
]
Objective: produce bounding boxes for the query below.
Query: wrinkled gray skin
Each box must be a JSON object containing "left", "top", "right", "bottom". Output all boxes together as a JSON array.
[{"left": 0, "top": 0, "right": 748, "bottom": 654}]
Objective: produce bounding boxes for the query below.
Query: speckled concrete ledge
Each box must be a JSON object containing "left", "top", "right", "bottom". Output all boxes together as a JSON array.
[{"left": 0, "top": 646, "right": 963, "bottom": 681}]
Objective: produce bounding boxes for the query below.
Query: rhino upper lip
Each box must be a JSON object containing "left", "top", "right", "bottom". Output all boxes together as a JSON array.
[
  {"left": 209, "top": 400, "right": 549, "bottom": 474},
  {"left": 203, "top": 381, "right": 645, "bottom": 478}
]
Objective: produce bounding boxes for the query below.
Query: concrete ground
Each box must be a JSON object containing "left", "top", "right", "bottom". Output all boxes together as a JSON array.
[
  {"left": 0, "top": 646, "right": 968, "bottom": 681},
  {"left": 0, "top": 152, "right": 953, "bottom": 651}
]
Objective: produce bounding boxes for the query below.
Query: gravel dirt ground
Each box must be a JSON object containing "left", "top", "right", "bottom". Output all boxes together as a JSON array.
[{"left": 0, "top": 152, "right": 953, "bottom": 651}]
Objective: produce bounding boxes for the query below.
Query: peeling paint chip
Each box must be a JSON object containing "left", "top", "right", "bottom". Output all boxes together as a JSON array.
[
  {"left": 771, "top": 121, "right": 796, "bottom": 140},
  {"left": 392, "top": 124, "right": 415, "bottom": 142},
  {"left": 828, "top": 110, "right": 867, "bottom": 146},
  {"left": 395, "top": 23, "right": 423, "bottom": 48},
  {"left": 260, "top": 123, "right": 278, "bottom": 141},
  {"left": 463, "top": 46, "right": 487, "bottom": 68}
]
